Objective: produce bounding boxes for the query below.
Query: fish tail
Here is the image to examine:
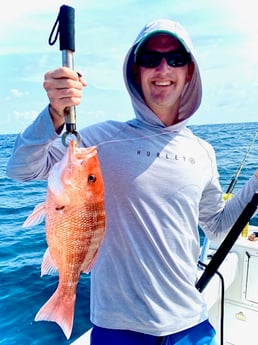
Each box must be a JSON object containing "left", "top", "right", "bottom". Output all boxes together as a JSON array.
[{"left": 34, "top": 288, "right": 76, "bottom": 339}]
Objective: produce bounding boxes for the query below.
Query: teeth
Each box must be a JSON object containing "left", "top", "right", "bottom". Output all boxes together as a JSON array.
[{"left": 154, "top": 81, "right": 172, "bottom": 86}]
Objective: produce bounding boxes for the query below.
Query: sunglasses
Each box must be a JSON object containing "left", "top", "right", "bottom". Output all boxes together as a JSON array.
[{"left": 135, "top": 50, "right": 191, "bottom": 68}]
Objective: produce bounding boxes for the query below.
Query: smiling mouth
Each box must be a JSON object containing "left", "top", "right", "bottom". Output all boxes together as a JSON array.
[{"left": 153, "top": 81, "right": 173, "bottom": 86}]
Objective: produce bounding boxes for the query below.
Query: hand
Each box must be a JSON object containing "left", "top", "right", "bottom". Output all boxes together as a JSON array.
[{"left": 43, "top": 67, "right": 87, "bottom": 129}]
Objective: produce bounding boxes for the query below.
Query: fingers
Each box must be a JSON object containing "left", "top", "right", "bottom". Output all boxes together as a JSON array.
[
  {"left": 43, "top": 67, "right": 87, "bottom": 116},
  {"left": 77, "top": 71, "right": 87, "bottom": 86},
  {"left": 44, "top": 66, "right": 86, "bottom": 85}
]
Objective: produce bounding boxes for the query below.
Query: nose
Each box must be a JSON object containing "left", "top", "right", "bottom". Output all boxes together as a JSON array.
[{"left": 156, "top": 57, "right": 170, "bottom": 70}]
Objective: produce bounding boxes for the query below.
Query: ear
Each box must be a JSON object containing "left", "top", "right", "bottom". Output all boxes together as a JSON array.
[{"left": 186, "top": 61, "right": 194, "bottom": 82}]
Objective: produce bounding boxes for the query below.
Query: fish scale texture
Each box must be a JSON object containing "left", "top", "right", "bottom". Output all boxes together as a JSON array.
[{"left": 23, "top": 141, "right": 106, "bottom": 339}]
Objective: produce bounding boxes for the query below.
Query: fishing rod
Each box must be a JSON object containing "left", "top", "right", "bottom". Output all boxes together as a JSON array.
[
  {"left": 197, "top": 131, "right": 258, "bottom": 291},
  {"left": 197, "top": 132, "right": 257, "bottom": 345},
  {"left": 226, "top": 131, "right": 257, "bottom": 194},
  {"left": 199, "top": 131, "right": 257, "bottom": 263},
  {"left": 196, "top": 193, "right": 258, "bottom": 292},
  {"left": 48, "top": 5, "right": 81, "bottom": 146}
]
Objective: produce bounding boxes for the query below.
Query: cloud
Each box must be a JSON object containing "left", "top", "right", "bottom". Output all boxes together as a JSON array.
[
  {"left": 10, "top": 89, "right": 29, "bottom": 97},
  {"left": 1, "top": 0, "right": 258, "bottom": 134},
  {"left": 2, "top": 110, "right": 39, "bottom": 134},
  {"left": 13, "top": 110, "right": 38, "bottom": 121}
]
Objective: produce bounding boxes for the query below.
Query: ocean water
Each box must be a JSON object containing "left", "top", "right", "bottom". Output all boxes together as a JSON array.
[{"left": 1, "top": 122, "right": 258, "bottom": 345}]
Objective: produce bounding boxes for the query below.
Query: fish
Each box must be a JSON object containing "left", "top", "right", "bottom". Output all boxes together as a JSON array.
[{"left": 23, "top": 139, "right": 106, "bottom": 339}]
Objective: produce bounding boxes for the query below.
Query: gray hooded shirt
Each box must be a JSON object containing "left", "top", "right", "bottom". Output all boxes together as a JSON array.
[{"left": 6, "top": 19, "right": 258, "bottom": 335}]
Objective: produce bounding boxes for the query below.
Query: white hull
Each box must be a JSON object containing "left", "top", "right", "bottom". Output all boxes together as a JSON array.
[
  {"left": 71, "top": 225, "right": 258, "bottom": 345},
  {"left": 208, "top": 225, "right": 258, "bottom": 345}
]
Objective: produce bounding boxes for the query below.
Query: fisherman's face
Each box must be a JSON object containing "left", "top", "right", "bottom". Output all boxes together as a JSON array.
[{"left": 136, "top": 34, "right": 193, "bottom": 126}]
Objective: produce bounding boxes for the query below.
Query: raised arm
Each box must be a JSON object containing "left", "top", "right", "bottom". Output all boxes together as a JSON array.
[{"left": 6, "top": 67, "right": 87, "bottom": 181}]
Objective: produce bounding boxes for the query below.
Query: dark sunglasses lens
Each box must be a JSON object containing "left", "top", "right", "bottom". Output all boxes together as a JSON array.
[
  {"left": 136, "top": 52, "right": 161, "bottom": 68},
  {"left": 136, "top": 51, "right": 190, "bottom": 68},
  {"left": 167, "top": 52, "right": 189, "bottom": 67}
]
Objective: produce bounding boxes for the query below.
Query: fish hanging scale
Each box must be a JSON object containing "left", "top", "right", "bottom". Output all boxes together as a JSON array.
[{"left": 48, "top": 5, "right": 80, "bottom": 146}]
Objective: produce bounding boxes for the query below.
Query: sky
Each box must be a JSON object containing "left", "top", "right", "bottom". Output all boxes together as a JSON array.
[{"left": 1, "top": 0, "right": 258, "bottom": 134}]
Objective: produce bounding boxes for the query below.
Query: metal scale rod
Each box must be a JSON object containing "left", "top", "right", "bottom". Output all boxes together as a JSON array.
[{"left": 49, "top": 5, "right": 80, "bottom": 145}]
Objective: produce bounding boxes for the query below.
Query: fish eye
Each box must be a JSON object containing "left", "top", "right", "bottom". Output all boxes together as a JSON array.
[
  {"left": 88, "top": 174, "right": 97, "bottom": 183},
  {"left": 55, "top": 206, "right": 65, "bottom": 211}
]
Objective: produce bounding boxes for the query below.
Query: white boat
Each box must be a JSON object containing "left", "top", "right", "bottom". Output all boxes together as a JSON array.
[
  {"left": 207, "top": 224, "right": 258, "bottom": 345},
  {"left": 71, "top": 222, "right": 258, "bottom": 345}
]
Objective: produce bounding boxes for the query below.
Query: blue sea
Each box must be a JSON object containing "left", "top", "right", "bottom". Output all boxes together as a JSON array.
[{"left": 1, "top": 122, "right": 258, "bottom": 345}]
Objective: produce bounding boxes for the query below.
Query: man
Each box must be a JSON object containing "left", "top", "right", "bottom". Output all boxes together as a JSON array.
[{"left": 7, "top": 19, "right": 258, "bottom": 345}]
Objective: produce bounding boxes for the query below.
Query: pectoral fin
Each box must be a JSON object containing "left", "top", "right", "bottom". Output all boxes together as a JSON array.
[{"left": 23, "top": 202, "right": 46, "bottom": 227}]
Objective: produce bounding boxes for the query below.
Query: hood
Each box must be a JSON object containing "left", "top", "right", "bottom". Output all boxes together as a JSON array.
[{"left": 123, "top": 19, "right": 202, "bottom": 129}]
